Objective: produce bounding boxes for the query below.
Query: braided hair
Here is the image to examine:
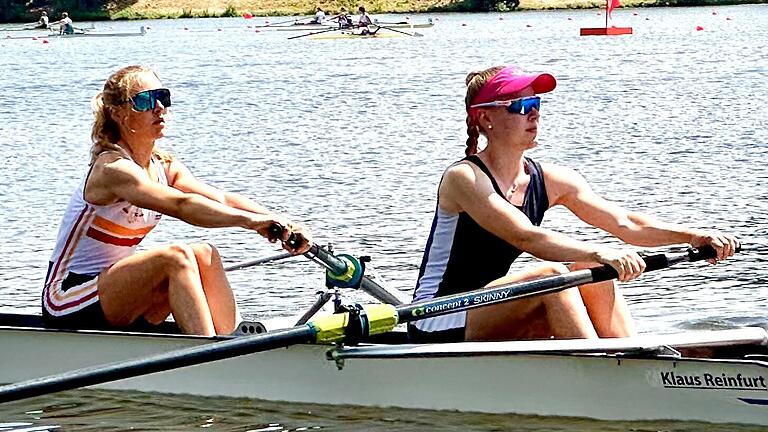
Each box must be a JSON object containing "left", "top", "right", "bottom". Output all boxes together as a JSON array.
[{"left": 464, "top": 66, "right": 504, "bottom": 156}]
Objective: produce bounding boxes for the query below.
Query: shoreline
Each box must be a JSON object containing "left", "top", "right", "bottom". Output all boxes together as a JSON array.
[{"left": 2, "top": 0, "right": 765, "bottom": 22}]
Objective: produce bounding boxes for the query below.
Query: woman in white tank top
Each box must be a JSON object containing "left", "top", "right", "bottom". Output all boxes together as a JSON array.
[{"left": 43, "top": 65, "right": 312, "bottom": 336}]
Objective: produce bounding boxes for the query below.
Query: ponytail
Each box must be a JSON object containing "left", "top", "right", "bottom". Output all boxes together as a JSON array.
[
  {"left": 465, "top": 116, "right": 479, "bottom": 156},
  {"left": 463, "top": 66, "right": 505, "bottom": 153}
]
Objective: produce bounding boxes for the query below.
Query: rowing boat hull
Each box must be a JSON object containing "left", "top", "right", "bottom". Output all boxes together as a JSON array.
[
  {"left": 273, "top": 22, "right": 434, "bottom": 32},
  {"left": 4, "top": 27, "right": 146, "bottom": 40},
  {"left": 1, "top": 316, "right": 766, "bottom": 426},
  {"left": 310, "top": 32, "right": 407, "bottom": 40}
]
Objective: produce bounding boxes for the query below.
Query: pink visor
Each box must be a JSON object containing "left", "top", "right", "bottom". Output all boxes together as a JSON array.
[{"left": 468, "top": 66, "right": 556, "bottom": 120}]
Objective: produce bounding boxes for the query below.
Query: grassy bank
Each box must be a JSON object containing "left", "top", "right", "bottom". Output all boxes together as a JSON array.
[
  {"left": 3, "top": 0, "right": 766, "bottom": 22},
  {"left": 102, "top": 0, "right": 768, "bottom": 19}
]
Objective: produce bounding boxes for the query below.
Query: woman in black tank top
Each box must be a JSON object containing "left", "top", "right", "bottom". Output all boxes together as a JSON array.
[{"left": 411, "top": 65, "right": 739, "bottom": 343}]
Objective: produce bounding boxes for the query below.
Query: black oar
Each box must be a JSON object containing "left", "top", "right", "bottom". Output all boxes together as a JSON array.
[
  {"left": 224, "top": 251, "right": 295, "bottom": 271},
  {"left": 223, "top": 226, "right": 406, "bottom": 305},
  {"left": 256, "top": 17, "right": 310, "bottom": 28},
  {"left": 287, "top": 26, "right": 339, "bottom": 40},
  {"left": 266, "top": 224, "right": 407, "bottom": 305},
  {"left": 224, "top": 248, "right": 406, "bottom": 305},
  {"left": 0, "top": 245, "right": 728, "bottom": 403},
  {"left": 372, "top": 24, "right": 423, "bottom": 37}
]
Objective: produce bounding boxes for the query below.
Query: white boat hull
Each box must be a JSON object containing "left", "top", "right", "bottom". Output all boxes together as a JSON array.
[
  {"left": 272, "top": 22, "right": 434, "bottom": 31},
  {"left": 4, "top": 27, "right": 146, "bottom": 40},
  {"left": 1, "top": 319, "right": 766, "bottom": 426}
]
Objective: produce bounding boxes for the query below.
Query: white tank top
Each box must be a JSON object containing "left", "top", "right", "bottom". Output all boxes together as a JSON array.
[{"left": 43, "top": 153, "right": 167, "bottom": 316}]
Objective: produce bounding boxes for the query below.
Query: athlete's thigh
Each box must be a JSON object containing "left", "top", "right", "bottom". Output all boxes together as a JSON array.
[
  {"left": 97, "top": 246, "right": 176, "bottom": 325},
  {"left": 466, "top": 263, "right": 569, "bottom": 332}
]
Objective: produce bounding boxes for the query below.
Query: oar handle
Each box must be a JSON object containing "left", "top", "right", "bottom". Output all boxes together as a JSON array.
[
  {"left": 588, "top": 244, "right": 737, "bottom": 282},
  {"left": 267, "top": 223, "right": 303, "bottom": 249}
]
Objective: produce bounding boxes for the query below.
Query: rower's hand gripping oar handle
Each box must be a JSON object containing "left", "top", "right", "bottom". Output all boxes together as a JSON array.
[
  {"left": 588, "top": 244, "right": 741, "bottom": 283},
  {"left": 268, "top": 223, "right": 303, "bottom": 249},
  {"left": 267, "top": 223, "right": 367, "bottom": 289}
]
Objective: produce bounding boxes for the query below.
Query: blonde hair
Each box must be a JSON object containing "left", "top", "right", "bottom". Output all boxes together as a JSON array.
[
  {"left": 90, "top": 65, "right": 174, "bottom": 165},
  {"left": 463, "top": 66, "right": 504, "bottom": 156}
]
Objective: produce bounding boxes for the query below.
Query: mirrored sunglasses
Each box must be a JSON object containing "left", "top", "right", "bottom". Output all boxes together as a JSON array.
[
  {"left": 130, "top": 88, "right": 172, "bottom": 112},
  {"left": 470, "top": 96, "right": 541, "bottom": 115}
]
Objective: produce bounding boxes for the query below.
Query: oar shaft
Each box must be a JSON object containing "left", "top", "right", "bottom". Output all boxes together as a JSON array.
[
  {"left": 395, "top": 246, "right": 722, "bottom": 324},
  {"left": 224, "top": 251, "right": 294, "bottom": 271},
  {"left": 0, "top": 326, "right": 316, "bottom": 403},
  {"left": 305, "top": 244, "right": 406, "bottom": 305},
  {"left": 286, "top": 27, "right": 338, "bottom": 39}
]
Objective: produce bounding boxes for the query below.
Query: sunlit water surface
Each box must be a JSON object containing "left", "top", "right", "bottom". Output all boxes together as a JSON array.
[{"left": 0, "top": 4, "right": 766, "bottom": 431}]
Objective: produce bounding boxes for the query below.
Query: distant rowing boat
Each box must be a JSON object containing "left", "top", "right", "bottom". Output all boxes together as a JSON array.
[
  {"left": 1, "top": 23, "right": 96, "bottom": 32},
  {"left": 4, "top": 26, "right": 147, "bottom": 40},
  {"left": 310, "top": 30, "right": 409, "bottom": 40},
  {"left": 272, "top": 21, "right": 434, "bottom": 32}
]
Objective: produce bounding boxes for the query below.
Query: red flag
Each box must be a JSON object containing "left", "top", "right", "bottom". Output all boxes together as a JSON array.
[{"left": 607, "top": 0, "right": 620, "bottom": 19}]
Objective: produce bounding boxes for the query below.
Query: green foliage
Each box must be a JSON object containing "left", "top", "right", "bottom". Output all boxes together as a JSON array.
[
  {"left": 222, "top": 4, "right": 239, "bottom": 16},
  {"left": 493, "top": 0, "right": 520, "bottom": 11},
  {"left": 0, "top": 0, "right": 35, "bottom": 22}
]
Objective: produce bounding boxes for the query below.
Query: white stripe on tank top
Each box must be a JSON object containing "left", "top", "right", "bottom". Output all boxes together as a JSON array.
[{"left": 411, "top": 207, "right": 465, "bottom": 332}]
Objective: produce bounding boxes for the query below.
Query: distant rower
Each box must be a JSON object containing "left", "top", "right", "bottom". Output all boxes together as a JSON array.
[
  {"left": 37, "top": 11, "right": 49, "bottom": 29},
  {"left": 332, "top": 7, "right": 352, "bottom": 29},
  {"left": 358, "top": 6, "right": 373, "bottom": 27},
  {"left": 311, "top": 6, "right": 325, "bottom": 24},
  {"left": 50, "top": 12, "right": 74, "bottom": 35}
]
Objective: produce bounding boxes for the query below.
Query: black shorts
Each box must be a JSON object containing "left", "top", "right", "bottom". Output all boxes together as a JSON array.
[
  {"left": 407, "top": 324, "right": 466, "bottom": 343},
  {"left": 42, "top": 266, "right": 178, "bottom": 333}
]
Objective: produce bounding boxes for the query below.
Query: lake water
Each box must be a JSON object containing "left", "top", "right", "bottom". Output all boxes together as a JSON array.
[{"left": 0, "top": 4, "right": 766, "bottom": 430}]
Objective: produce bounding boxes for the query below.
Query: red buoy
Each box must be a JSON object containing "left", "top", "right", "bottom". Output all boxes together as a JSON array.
[{"left": 243, "top": 12, "right": 253, "bottom": 19}]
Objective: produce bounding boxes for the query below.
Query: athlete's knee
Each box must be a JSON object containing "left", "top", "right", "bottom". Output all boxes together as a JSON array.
[
  {"left": 162, "top": 243, "right": 197, "bottom": 272},
  {"left": 190, "top": 242, "right": 219, "bottom": 262},
  {"left": 537, "top": 262, "right": 570, "bottom": 276}
]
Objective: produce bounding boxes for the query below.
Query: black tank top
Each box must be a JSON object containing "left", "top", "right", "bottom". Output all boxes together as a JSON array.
[{"left": 413, "top": 155, "right": 550, "bottom": 301}]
